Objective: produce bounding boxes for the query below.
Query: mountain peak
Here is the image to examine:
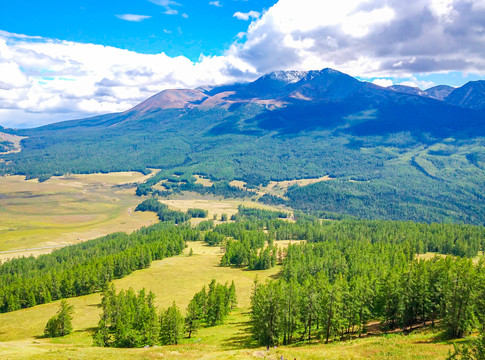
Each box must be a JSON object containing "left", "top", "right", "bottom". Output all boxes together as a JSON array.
[
  {"left": 129, "top": 89, "right": 208, "bottom": 115},
  {"left": 256, "top": 70, "right": 308, "bottom": 84}
]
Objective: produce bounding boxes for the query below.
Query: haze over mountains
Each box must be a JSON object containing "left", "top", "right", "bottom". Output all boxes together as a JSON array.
[{"left": 1, "top": 68, "right": 485, "bottom": 224}]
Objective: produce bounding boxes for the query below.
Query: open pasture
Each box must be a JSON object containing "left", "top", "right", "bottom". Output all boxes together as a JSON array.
[{"left": 0, "top": 172, "right": 157, "bottom": 258}]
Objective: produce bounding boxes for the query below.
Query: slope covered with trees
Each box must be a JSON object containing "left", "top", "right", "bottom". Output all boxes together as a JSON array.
[
  {"left": 1, "top": 69, "right": 484, "bottom": 224},
  {"left": 0, "top": 222, "right": 198, "bottom": 313}
]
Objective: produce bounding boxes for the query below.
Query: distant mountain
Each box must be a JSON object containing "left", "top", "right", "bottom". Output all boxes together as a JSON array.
[
  {"left": 387, "top": 84, "right": 455, "bottom": 101},
  {"left": 445, "top": 80, "right": 485, "bottom": 110},
  {"left": 425, "top": 85, "right": 455, "bottom": 101},
  {"left": 2, "top": 68, "right": 485, "bottom": 224},
  {"left": 131, "top": 89, "right": 208, "bottom": 113},
  {"left": 388, "top": 85, "right": 427, "bottom": 97}
]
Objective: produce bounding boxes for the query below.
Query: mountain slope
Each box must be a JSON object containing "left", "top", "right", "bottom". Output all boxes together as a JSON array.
[
  {"left": 425, "top": 85, "right": 455, "bottom": 100},
  {"left": 1, "top": 68, "right": 485, "bottom": 224},
  {"left": 445, "top": 80, "right": 485, "bottom": 110}
]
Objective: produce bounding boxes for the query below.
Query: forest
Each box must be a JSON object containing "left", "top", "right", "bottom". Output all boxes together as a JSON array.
[
  {"left": 0, "top": 222, "right": 198, "bottom": 313},
  {"left": 93, "top": 280, "right": 236, "bottom": 348},
  {"left": 1, "top": 99, "right": 484, "bottom": 225},
  {"left": 1, "top": 204, "right": 485, "bottom": 356}
]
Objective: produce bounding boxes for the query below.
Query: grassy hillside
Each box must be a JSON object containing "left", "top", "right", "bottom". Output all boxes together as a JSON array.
[{"left": 0, "top": 242, "right": 457, "bottom": 360}]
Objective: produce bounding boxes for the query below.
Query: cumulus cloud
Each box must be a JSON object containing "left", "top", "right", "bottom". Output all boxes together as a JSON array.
[
  {"left": 372, "top": 78, "right": 393, "bottom": 87},
  {"left": 116, "top": 14, "right": 152, "bottom": 22},
  {"left": 209, "top": 1, "right": 222, "bottom": 7},
  {"left": 0, "top": 31, "right": 256, "bottom": 127},
  {"left": 398, "top": 77, "right": 436, "bottom": 89},
  {"left": 233, "top": 11, "right": 261, "bottom": 21},
  {"left": 2, "top": 0, "right": 485, "bottom": 127},
  {"left": 227, "top": 0, "right": 485, "bottom": 78}
]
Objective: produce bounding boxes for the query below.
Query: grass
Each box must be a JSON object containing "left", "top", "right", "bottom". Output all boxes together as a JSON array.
[
  {"left": 0, "top": 172, "right": 158, "bottom": 257},
  {"left": 159, "top": 196, "right": 290, "bottom": 224},
  {"left": 417, "top": 251, "right": 484, "bottom": 264},
  {"left": 0, "top": 241, "right": 456, "bottom": 359}
]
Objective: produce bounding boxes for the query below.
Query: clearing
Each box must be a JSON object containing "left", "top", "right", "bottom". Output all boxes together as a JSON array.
[{"left": 0, "top": 132, "right": 26, "bottom": 155}]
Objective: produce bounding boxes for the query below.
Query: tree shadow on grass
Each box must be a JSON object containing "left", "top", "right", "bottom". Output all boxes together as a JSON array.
[{"left": 220, "top": 317, "right": 259, "bottom": 350}]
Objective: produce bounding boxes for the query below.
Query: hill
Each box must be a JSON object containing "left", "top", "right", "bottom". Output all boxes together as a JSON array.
[{"left": 1, "top": 68, "right": 484, "bottom": 224}]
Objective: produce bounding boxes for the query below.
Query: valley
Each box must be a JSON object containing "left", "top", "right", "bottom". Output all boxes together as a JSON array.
[{"left": 3, "top": 0, "right": 485, "bottom": 358}]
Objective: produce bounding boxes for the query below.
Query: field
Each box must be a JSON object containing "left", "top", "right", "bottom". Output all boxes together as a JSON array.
[
  {"left": 0, "top": 172, "right": 158, "bottom": 259},
  {"left": 160, "top": 196, "right": 290, "bottom": 224},
  {"left": 0, "top": 241, "right": 457, "bottom": 360}
]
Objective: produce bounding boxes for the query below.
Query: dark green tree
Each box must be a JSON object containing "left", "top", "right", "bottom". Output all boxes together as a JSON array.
[
  {"left": 160, "top": 302, "right": 184, "bottom": 345},
  {"left": 44, "top": 300, "right": 74, "bottom": 338}
]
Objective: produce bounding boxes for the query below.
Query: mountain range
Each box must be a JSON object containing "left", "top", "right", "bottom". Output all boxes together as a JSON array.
[{"left": 1, "top": 68, "right": 484, "bottom": 224}]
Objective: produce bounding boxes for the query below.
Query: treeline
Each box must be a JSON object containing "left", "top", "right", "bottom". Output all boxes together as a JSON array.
[
  {"left": 0, "top": 223, "right": 199, "bottom": 313},
  {"left": 247, "top": 219, "right": 485, "bottom": 346},
  {"left": 136, "top": 171, "right": 255, "bottom": 199},
  {"left": 201, "top": 215, "right": 278, "bottom": 270},
  {"left": 233, "top": 205, "right": 288, "bottom": 220},
  {"left": 94, "top": 280, "right": 236, "bottom": 348},
  {"left": 252, "top": 254, "right": 485, "bottom": 346},
  {"left": 135, "top": 198, "right": 192, "bottom": 223},
  {"left": 203, "top": 217, "right": 485, "bottom": 273}
]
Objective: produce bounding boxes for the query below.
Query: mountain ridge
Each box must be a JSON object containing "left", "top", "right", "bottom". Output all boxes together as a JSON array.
[{"left": 1, "top": 67, "right": 484, "bottom": 224}]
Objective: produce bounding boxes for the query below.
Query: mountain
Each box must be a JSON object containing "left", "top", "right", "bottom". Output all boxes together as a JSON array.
[
  {"left": 1, "top": 68, "right": 485, "bottom": 224},
  {"left": 424, "top": 85, "right": 455, "bottom": 101},
  {"left": 445, "top": 80, "right": 485, "bottom": 110},
  {"left": 388, "top": 85, "right": 428, "bottom": 97},
  {"left": 387, "top": 84, "right": 455, "bottom": 101}
]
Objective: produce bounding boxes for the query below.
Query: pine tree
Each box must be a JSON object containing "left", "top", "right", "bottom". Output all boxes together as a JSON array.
[
  {"left": 160, "top": 302, "right": 184, "bottom": 345},
  {"left": 185, "top": 293, "right": 204, "bottom": 338},
  {"left": 443, "top": 258, "right": 478, "bottom": 338},
  {"left": 44, "top": 300, "right": 74, "bottom": 338}
]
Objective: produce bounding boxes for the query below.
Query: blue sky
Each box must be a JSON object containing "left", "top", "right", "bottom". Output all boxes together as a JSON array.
[
  {"left": 1, "top": 0, "right": 485, "bottom": 128},
  {"left": 0, "top": 0, "right": 277, "bottom": 60}
]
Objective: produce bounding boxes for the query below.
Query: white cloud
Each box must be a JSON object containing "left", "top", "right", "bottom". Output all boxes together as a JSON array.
[
  {"left": 0, "top": 31, "right": 254, "bottom": 127},
  {"left": 209, "top": 1, "right": 222, "bottom": 7},
  {"left": 226, "top": 0, "right": 485, "bottom": 78},
  {"left": 115, "top": 14, "right": 152, "bottom": 22},
  {"left": 149, "top": 0, "right": 182, "bottom": 17},
  {"left": 372, "top": 78, "right": 394, "bottom": 87},
  {"left": 2, "top": 0, "right": 485, "bottom": 127},
  {"left": 148, "top": 0, "right": 180, "bottom": 6},
  {"left": 182, "top": 13, "right": 189, "bottom": 18},
  {"left": 233, "top": 11, "right": 261, "bottom": 21},
  {"left": 399, "top": 77, "right": 435, "bottom": 89}
]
